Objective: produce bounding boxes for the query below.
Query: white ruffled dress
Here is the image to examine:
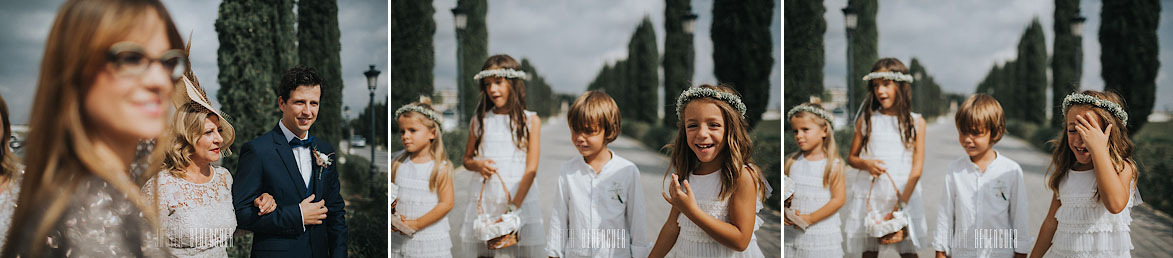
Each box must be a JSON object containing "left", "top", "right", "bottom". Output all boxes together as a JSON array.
[
  {"left": 1043, "top": 169, "right": 1141, "bottom": 258},
  {"left": 783, "top": 156, "right": 843, "bottom": 258},
  {"left": 666, "top": 170, "right": 765, "bottom": 258},
  {"left": 457, "top": 110, "right": 546, "bottom": 257},
  {"left": 390, "top": 159, "right": 453, "bottom": 258},
  {"left": 841, "top": 112, "right": 928, "bottom": 254}
]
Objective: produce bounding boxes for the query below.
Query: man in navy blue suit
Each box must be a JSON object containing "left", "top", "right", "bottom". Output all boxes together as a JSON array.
[{"left": 233, "top": 65, "right": 347, "bottom": 258}]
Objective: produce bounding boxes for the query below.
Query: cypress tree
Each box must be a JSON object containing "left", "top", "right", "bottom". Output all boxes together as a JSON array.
[
  {"left": 298, "top": 0, "right": 346, "bottom": 148},
  {"left": 1100, "top": 0, "right": 1160, "bottom": 132},
  {"left": 783, "top": 0, "right": 825, "bottom": 116},
  {"left": 712, "top": 0, "right": 775, "bottom": 126}
]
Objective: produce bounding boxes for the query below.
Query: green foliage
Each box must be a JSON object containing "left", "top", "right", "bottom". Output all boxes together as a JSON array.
[
  {"left": 845, "top": 0, "right": 878, "bottom": 117},
  {"left": 662, "top": 0, "right": 695, "bottom": 127},
  {"left": 457, "top": 0, "right": 489, "bottom": 124},
  {"left": 1015, "top": 18, "right": 1048, "bottom": 124},
  {"left": 298, "top": 0, "right": 346, "bottom": 149},
  {"left": 443, "top": 128, "right": 469, "bottom": 167},
  {"left": 908, "top": 58, "right": 948, "bottom": 120},
  {"left": 337, "top": 154, "right": 388, "bottom": 258},
  {"left": 712, "top": 0, "right": 775, "bottom": 127},
  {"left": 628, "top": 17, "right": 660, "bottom": 124},
  {"left": 782, "top": 0, "right": 825, "bottom": 114},
  {"left": 390, "top": 0, "right": 435, "bottom": 130},
  {"left": 751, "top": 119, "right": 782, "bottom": 210},
  {"left": 1134, "top": 122, "right": 1173, "bottom": 216},
  {"left": 520, "top": 59, "right": 557, "bottom": 118},
  {"left": 351, "top": 101, "right": 387, "bottom": 146},
  {"left": 1051, "top": 0, "right": 1082, "bottom": 128},
  {"left": 215, "top": 0, "right": 295, "bottom": 170},
  {"left": 1100, "top": 0, "right": 1160, "bottom": 132}
]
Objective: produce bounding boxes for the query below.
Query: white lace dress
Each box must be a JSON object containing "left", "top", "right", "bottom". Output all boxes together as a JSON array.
[
  {"left": 0, "top": 172, "right": 21, "bottom": 252},
  {"left": 1043, "top": 169, "right": 1141, "bottom": 258},
  {"left": 458, "top": 109, "right": 545, "bottom": 257},
  {"left": 841, "top": 112, "right": 928, "bottom": 254},
  {"left": 666, "top": 170, "right": 764, "bottom": 258},
  {"left": 783, "top": 156, "right": 843, "bottom": 258},
  {"left": 391, "top": 159, "right": 453, "bottom": 258},
  {"left": 143, "top": 167, "right": 237, "bottom": 258}
]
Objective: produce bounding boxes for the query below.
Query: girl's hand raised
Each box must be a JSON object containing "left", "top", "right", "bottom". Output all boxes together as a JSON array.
[
  {"left": 472, "top": 159, "right": 497, "bottom": 179},
  {"left": 1075, "top": 112, "right": 1113, "bottom": 155},
  {"left": 662, "top": 174, "right": 698, "bottom": 215}
]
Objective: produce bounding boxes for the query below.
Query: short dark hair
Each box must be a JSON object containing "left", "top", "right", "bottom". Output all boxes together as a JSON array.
[{"left": 278, "top": 65, "right": 323, "bottom": 102}]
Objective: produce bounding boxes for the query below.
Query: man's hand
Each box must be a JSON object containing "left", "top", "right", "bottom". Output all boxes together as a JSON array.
[{"left": 300, "top": 194, "right": 328, "bottom": 225}]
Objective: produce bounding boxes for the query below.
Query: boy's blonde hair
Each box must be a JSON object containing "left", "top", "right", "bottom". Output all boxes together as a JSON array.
[
  {"left": 567, "top": 91, "right": 621, "bottom": 144},
  {"left": 954, "top": 94, "right": 1005, "bottom": 143}
]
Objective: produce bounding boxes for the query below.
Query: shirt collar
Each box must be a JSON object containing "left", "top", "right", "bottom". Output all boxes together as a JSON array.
[
  {"left": 964, "top": 150, "right": 1002, "bottom": 172},
  {"left": 577, "top": 149, "right": 615, "bottom": 175},
  {"left": 278, "top": 121, "right": 309, "bottom": 143}
]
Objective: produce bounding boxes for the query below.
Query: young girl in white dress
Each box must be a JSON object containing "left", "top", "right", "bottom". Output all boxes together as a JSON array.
[
  {"left": 390, "top": 99, "right": 456, "bottom": 258},
  {"left": 842, "top": 58, "right": 928, "bottom": 257},
  {"left": 650, "top": 85, "right": 769, "bottom": 258},
  {"left": 1030, "top": 90, "right": 1141, "bottom": 258},
  {"left": 458, "top": 54, "right": 545, "bottom": 257},
  {"left": 783, "top": 102, "right": 845, "bottom": 258}
]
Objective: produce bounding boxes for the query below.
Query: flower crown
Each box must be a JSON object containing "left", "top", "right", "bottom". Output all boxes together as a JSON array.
[
  {"left": 786, "top": 104, "right": 834, "bottom": 128},
  {"left": 1061, "top": 93, "right": 1129, "bottom": 126},
  {"left": 862, "top": 71, "right": 914, "bottom": 83},
  {"left": 675, "top": 86, "right": 747, "bottom": 118},
  {"left": 473, "top": 68, "right": 530, "bottom": 80},
  {"left": 395, "top": 104, "right": 444, "bottom": 130}
]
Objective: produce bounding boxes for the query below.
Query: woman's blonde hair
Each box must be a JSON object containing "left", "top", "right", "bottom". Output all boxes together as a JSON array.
[
  {"left": 1046, "top": 90, "right": 1137, "bottom": 197},
  {"left": 664, "top": 84, "right": 767, "bottom": 202},
  {"left": 391, "top": 98, "right": 452, "bottom": 192},
  {"left": 3, "top": 0, "right": 184, "bottom": 255},
  {"left": 161, "top": 108, "right": 235, "bottom": 178},
  {"left": 784, "top": 101, "right": 844, "bottom": 188}
]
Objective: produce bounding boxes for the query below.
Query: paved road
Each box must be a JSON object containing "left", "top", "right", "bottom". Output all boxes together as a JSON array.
[
  {"left": 343, "top": 143, "right": 388, "bottom": 172},
  {"left": 860, "top": 117, "right": 1173, "bottom": 257},
  {"left": 445, "top": 114, "right": 781, "bottom": 257}
]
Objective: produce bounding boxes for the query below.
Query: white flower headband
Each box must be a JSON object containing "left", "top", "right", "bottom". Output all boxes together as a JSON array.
[
  {"left": 1061, "top": 93, "right": 1129, "bottom": 126},
  {"left": 395, "top": 104, "right": 444, "bottom": 130},
  {"left": 862, "top": 71, "right": 914, "bottom": 83},
  {"left": 786, "top": 104, "right": 834, "bottom": 128},
  {"left": 472, "top": 68, "right": 530, "bottom": 80},
  {"left": 675, "top": 86, "right": 748, "bottom": 118}
]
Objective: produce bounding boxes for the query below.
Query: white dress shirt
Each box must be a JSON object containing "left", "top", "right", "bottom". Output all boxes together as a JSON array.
[
  {"left": 932, "top": 151, "right": 1033, "bottom": 257},
  {"left": 279, "top": 121, "right": 312, "bottom": 232},
  {"left": 547, "top": 151, "right": 650, "bottom": 258}
]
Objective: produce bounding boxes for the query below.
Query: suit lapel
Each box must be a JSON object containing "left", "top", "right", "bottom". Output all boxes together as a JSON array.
[{"left": 272, "top": 126, "right": 308, "bottom": 197}]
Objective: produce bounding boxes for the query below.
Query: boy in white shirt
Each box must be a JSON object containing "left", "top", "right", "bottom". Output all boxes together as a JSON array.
[
  {"left": 934, "top": 94, "right": 1032, "bottom": 258},
  {"left": 548, "top": 91, "right": 650, "bottom": 258}
]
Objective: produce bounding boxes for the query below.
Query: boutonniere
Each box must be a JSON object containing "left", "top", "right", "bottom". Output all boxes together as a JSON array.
[
  {"left": 312, "top": 148, "right": 334, "bottom": 167},
  {"left": 609, "top": 181, "right": 624, "bottom": 204}
]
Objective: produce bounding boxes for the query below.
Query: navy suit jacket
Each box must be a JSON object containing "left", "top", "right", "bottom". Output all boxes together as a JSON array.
[{"left": 233, "top": 125, "right": 347, "bottom": 258}]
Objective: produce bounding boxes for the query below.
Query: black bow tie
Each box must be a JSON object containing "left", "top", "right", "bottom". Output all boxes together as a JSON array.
[{"left": 289, "top": 136, "right": 315, "bottom": 148}]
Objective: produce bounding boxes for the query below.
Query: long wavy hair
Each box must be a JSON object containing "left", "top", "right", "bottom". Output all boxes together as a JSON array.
[
  {"left": 0, "top": 94, "right": 19, "bottom": 187},
  {"left": 470, "top": 54, "right": 529, "bottom": 156},
  {"left": 857, "top": 58, "right": 916, "bottom": 152},
  {"left": 3, "top": 0, "right": 183, "bottom": 255},
  {"left": 1046, "top": 90, "right": 1137, "bottom": 198},
  {"left": 664, "top": 84, "right": 767, "bottom": 202},
  {"left": 391, "top": 99, "right": 452, "bottom": 192},
  {"left": 784, "top": 101, "right": 844, "bottom": 188}
]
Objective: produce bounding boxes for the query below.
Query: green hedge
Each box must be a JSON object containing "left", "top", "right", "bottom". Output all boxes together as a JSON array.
[
  {"left": 621, "top": 121, "right": 675, "bottom": 154},
  {"left": 751, "top": 120, "right": 782, "bottom": 210},
  {"left": 1134, "top": 121, "right": 1173, "bottom": 216}
]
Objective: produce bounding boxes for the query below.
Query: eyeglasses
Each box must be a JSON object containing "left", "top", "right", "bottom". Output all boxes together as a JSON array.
[{"left": 106, "top": 41, "right": 187, "bottom": 81}]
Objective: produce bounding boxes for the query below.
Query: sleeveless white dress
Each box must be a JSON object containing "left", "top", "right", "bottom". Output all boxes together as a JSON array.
[
  {"left": 666, "top": 170, "right": 764, "bottom": 258},
  {"left": 0, "top": 171, "right": 21, "bottom": 252},
  {"left": 784, "top": 156, "right": 843, "bottom": 258},
  {"left": 143, "top": 167, "right": 236, "bottom": 258},
  {"left": 1043, "top": 169, "right": 1141, "bottom": 258},
  {"left": 841, "top": 112, "right": 927, "bottom": 254},
  {"left": 458, "top": 109, "right": 545, "bottom": 257},
  {"left": 391, "top": 159, "right": 453, "bottom": 258}
]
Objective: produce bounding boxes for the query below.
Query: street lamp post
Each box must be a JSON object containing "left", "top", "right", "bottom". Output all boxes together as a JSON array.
[
  {"left": 363, "top": 65, "right": 380, "bottom": 197},
  {"left": 683, "top": 13, "right": 698, "bottom": 34},
  {"left": 842, "top": 6, "right": 858, "bottom": 124},
  {"left": 452, "top": 7, "right": 467, "bottom": 125}
]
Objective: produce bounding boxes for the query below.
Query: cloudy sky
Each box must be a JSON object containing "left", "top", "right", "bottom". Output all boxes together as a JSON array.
[
  {"left": 0, "top": 0, "right": 388, "bottom": 125},
  {"left": 428, "top": 0, "right": 783, "bottom": 117},
  {"left": 820, "top": 0, "right": 1173, "bottom": 113}
]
